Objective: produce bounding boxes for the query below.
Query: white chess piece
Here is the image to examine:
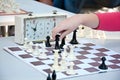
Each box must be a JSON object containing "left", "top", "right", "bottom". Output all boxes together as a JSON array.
[
  {"left": 97, "top": 30, "right": 106, "bottom": 39},
  {"left": 39, "top": 41, "right": 47, "bottom": 59},
  {"left": 78, "top": 26, "right": 85, "bottom": 37},
  {"left": 67, "top": 45, "right": 76, "bottom": 61},
  {"left": 32, "top": 44, "right": 40, "bottom": 56},
  {"left": 63, "top": 45, "right": 68, "bottom": 57},
  {"left": 23, "top": 38, "right": 28, "bottom": 50},
  {"left": 59, "top": 58, "right": 67, "bottom": 71},
  {"left": 26, "top": 41, "right": 33, "bottom": 53},
  {"left": 66, "top": 62, "right": 76, "bottom": 75},
  {"left": 59, "top": 46, "right": 68, "bottom": 71},
  {"left": 52, "top": 49, "right": 60, "bottom": 71},
  {"left": 92, "top": 30, "right": 98, "bottom": 38}
]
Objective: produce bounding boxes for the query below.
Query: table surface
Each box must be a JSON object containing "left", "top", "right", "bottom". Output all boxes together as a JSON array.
[
  {"left": 0, "top": 37, "right": 120, "bottom": 80},
  {"left": 0, "top": 0, "right": 120, "bottom": 80}
]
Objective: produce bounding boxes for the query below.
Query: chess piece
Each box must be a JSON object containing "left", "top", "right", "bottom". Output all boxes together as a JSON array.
[
  {"left": 59, "top": 47, "right": 68, "bottom": 71},
  {"left": 60, "top": 37, "right": 65, "bottom": 49},
  {"left": 39, "top": 41, "right": 47, "bottom": 59},
  {"left": 45, "top": 36, "right": 51, "bottom": 47},
  {"left": 66, "top": 62, "right": 76, "bottom": 75},
  {"left": 55, "top": 34, "right": 60, "bottom": 49},
  {"left": 23, "top": 38, "right": 29, "bottom": 49},
  {"left": 52, "top": 70, "right": 56, "bottom": 80},
  {"left": 52, "top": 50, "right": 60, "bottom": 71},
  {"left": 62, "top": 45, "right": 68, "bottom": 57},
  {"left": 26, "top": 41, "right": 33, "bottom": 53},
  {"left": 67, "top": 45, "right": 76, "bottom": 61},
  {"left": 99, "top": 57, "right": 108, "bottom": 70},
  {"left": 59, "top": 58, "right": 67, "bottom": 71},
  {"left": 78, "top": 26, "right": 85, "bottom": 37},
  {"left": 70, "top": 29, "right": 79, "bottom": 44},
  {"left": 47, "top": 73, "right": 51, "bottom": 80},
  {"left": 32, "top": 44, "right": 40, "bottom": 56}
]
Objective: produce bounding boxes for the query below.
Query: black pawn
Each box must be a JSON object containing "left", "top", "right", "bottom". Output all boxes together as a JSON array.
[
  {"left": 70, "top": 29, "right": 78, "bottom": 44},
  {"left": 60, "top": 37, "right": 65, "bottom": 49},
  {"left": 99, "top": 57, "right": 108, "bottom": 70},
  {"left": 45, "top": 36, "right": 51, "bottom": 47},
  {"left": 52, "top": 70, "right": 56, "bottom": 80},
  {"left": 47, "top": 73, "right": 51, "bottom": 80},
  {"left": 55, "top": 34, "right": 60, "bottom": 49}
]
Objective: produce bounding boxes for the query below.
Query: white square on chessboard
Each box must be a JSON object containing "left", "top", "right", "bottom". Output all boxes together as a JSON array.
[
  {"left": 39, "top": 48, "right": 48, "bottom": 52},
  {"left": 87, "top": 49, "right": 100, "bottom": 54},
  {"left": 84, "top": 54, "right": 98, "bottom": 58},
  {"left": 77, "top": 63, "right": 93, "bottom": 68},
  {"left": 24, "top": 58, "right": 39, "bottom": 63},
  {"left": 73, "top": 52, "right": 81, "bottom": 56},
  {"left": 80, "top": 58, "right": 95, "bottom": 63},
  {"left": 74, "top": 47, "right": 84, "bottom": 52},
  {"left": 74, "top": 44, "right": 86, "bottom": 48},
  {"left": 90, "top": 45, "right": 103, "bottom": 49},
  {"left": 35, "top": 65, "right": 51, "bottom": 70},
  {"left": 104, "top": 51, "right": 118, "bottom": 55},
  {"left": 14, "top": 51, "right": 28, "bottom": 55},
  {"left": 41, "top": 59, "right": 54, "bottom": 64},
  {"left": 117, "top": 63, "right": 120, "bottom": 67},
  {"left": 105, "top": 56, "right": 116, "bottom": 60}
]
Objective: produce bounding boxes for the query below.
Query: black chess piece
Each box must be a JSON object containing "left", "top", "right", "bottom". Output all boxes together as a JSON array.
[
  {"left": 99, "top": 57, "right": 108, "bottom": 70},
  {"left": 47, "top": 73, "right": 51, "bottom": 80},
  {"left": 45, "top": 36, "right": 51, "bottom": 47},
  {"left": 52, "top": 70, "right": 56, "bottom": 80},
  {"left": 60, "top": 37, "right": 65, "bottom": 49},
  {"left": 70, "top": 29, "right": 78, "bottom": 44},
  {"left": 55, "top": 34, "right": 60, "bottom": 49}
]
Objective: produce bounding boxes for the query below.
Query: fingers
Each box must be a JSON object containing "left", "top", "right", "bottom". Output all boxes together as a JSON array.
[
  {"left": 52, "top": 26, "right": 68, "bottom": 40},
  {"left": 52, "top": 26, "right": 63, "bottom": 40},
  {"left": 60, "top": 30, "right": 70, "bottom": 40},
  {"left": 52, "top": 26, "right": 71, "bottom": 40}
]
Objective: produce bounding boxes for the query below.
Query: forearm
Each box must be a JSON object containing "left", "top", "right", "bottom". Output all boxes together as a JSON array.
[{"left": 76, "top": 14, "right": 99, "bottom": 29}]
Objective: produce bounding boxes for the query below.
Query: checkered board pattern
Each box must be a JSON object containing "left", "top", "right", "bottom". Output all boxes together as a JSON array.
[{"left": 4, "top": 42, "right": 120, "bottom": 79}]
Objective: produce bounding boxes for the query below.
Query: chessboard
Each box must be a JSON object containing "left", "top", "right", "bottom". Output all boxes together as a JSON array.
[{"left": 3, "top": 41, "right": 120, "bottom": 80}]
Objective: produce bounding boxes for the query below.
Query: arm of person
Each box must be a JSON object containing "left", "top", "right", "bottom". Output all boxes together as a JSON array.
[
  {"left": 52, "top": 12, "right": 120, "bottom": 40},
  {"left": 52, "top": 13, "right": 99, "bottom": 39}
]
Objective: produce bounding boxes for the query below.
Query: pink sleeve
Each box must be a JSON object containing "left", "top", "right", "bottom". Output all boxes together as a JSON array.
[{"left": 96, "top": 12, "right": 120, "bottom": 31}]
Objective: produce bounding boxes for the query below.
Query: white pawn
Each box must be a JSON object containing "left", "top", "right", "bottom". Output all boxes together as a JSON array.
[
  {"left": 59, "top": 58, "right": 67, "bottom": 71},
  {"left": 26, "top": 41, "right": 33, "bottom": 53},
  {"left": 39, "top": 41, "right": 47, "bottom": 59},
  {"left": 59, "top": 45, "right": 68, "bottom": 71},
  {"left": 23, "top": 38, "right": 28, "bottom": 50},
  {"left": 66, "top": 62, "right": 76, "bottom": 75},
  {"left": 53, "top": 49, "right": 60, "bottom": 58},
  {"left": 63, "top": 45, "right": 68, "bottom": 57},
  {"left": 67, "top": 45, "right": 76, "bottom": 61},
  {"left": 32, "top": 44, "right": 40, "bottom": 56}
]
